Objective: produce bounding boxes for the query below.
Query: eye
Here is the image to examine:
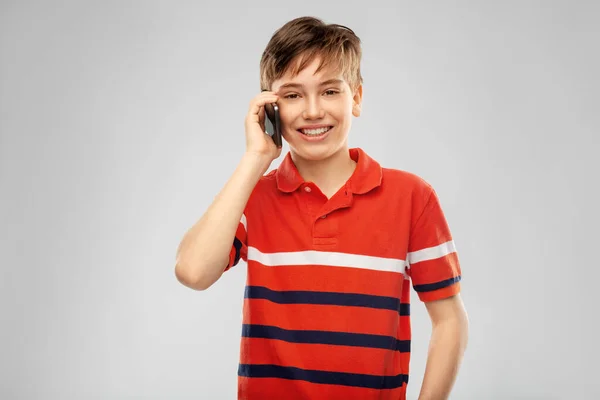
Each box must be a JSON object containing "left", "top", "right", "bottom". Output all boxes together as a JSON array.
[
  {"left": 324, "top": 89, "right": 339, "bottom": 96},
  {"left": 284, "top": 93, "right": 300, "bottom": 99}
]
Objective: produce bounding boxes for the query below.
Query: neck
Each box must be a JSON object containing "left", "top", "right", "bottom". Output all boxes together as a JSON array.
[{"left": 291, "top": 146, "right": 356, "bottom": 198}]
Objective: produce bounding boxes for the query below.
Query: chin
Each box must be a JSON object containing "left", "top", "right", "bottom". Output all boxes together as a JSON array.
[{"left": 288, "top": 142, "right": 346, "bottom": 162}]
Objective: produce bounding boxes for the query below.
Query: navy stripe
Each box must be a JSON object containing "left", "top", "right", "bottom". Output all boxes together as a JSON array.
[
  {"left": 242, "top": 324, "right": 410, "bottom": 352},
  {"left": 233, "top": 237, "right": 243, "bottom": 265},
  {"left": 413, "top": 276, "right": 461, "bottom": 293},
  {"left": 245, "top": 285, "right": 410, "bottom": 316},
  {"left": 238, "top": 364, "right": 409, "bottom": 389}
]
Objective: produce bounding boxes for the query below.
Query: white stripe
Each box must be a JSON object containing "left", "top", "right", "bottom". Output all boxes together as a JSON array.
[
  {"left": 247, "top": 246, "right": 407, "bottom": 274},
  {"left": 407, "top": 240, "right": 456, "bottom": 265},
  {"left": 240, "top": 214, "right": 247, "bottom": 231}
]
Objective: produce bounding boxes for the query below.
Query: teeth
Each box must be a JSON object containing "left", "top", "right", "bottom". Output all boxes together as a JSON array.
[{"left": 301, "top": 127, "right": 331, "bottom": 136}]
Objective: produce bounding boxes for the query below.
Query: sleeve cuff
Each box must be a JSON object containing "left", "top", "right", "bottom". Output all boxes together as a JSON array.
[{"left": 416, "top": 280, "right": 461, "bottom": 302}]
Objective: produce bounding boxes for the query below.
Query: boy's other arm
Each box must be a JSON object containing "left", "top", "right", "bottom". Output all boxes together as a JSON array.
[
  {"left": 174, "top": 91, "right": 280, "bottom": 291},
  {"left": 418, "top": 294, "right": 469, "bottom": 400}
]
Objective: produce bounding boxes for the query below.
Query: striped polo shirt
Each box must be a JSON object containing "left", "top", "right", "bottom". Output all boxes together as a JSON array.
[{"left": 225, "top": 147, "right": 462, "bottom": 400}]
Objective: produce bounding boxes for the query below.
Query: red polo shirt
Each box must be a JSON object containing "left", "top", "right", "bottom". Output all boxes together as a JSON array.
[{"left": 225, "top": 147, "right": 462, "bottom": 400}]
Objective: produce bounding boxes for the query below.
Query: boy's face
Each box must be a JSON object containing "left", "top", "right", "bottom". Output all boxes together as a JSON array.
[{"left": 270, "top": 56, "right": 362, "bottom": 162}]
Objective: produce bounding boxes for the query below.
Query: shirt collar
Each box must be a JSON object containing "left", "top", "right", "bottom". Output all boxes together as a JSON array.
[{"left": 275, "top": 147, "right": 382, "bottom": 194}]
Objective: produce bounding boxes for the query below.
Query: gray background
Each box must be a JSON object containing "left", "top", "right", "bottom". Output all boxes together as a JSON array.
[{"left": 1, "top": 1, "right": 598, "bottom": 399}]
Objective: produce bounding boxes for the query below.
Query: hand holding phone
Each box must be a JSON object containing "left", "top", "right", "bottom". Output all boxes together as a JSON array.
[{"left": 244, "top": 91, "right": 281, "bottom": 162}]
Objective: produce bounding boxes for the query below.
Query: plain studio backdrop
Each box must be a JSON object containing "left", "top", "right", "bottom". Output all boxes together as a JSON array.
[{"left": 1, "top": 1, "right": 598, "bottom": 399}]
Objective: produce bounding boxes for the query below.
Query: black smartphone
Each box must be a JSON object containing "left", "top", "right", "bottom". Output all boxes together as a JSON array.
[{"left": 264, "top": 102, "right": 282, "bottom": 148}]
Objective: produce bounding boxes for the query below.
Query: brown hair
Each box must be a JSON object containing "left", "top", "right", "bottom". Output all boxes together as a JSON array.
[{"left": 260, "top": 16, "right": 363, "bottom": 92}]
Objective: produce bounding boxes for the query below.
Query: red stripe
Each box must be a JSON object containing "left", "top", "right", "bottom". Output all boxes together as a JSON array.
[
  {"left": 240, "top": 337, "right": 406, "bottom": 376},
  {"left": 238, "top": 376, "right": 406, "bottom": 400},
  {"left": 244, "top": 299, "right": 411, "bottom": 339},
  {"left": 247, "top": 263, "right": 406, "bottom": 298}
]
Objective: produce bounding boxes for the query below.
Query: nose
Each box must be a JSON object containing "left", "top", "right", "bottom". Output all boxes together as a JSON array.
[{"left": 302, "top": 96, "right": 325, "bottom": 120}]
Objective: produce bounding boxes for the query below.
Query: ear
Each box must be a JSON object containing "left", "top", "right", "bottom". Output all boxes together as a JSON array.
[{"left": 352, "top": 84, "right": 363, "bottom": 117}]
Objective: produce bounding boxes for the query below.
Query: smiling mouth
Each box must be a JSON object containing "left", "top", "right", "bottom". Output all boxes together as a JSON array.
[{"left": 298, "top": 126, "right": 333, "bottom": 136}]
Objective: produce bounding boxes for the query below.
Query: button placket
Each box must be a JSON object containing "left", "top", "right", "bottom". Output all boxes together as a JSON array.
[
  {"left": 301, "top": 184, "right": 327, "bottom": 221},
  {"left": 312, "top": 209, "right": 338, "bottom": 247}
]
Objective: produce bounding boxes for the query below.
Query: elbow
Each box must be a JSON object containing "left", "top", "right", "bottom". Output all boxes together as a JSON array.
[{"left": 174, "top": 261, "right": 215, "bottom": 291}]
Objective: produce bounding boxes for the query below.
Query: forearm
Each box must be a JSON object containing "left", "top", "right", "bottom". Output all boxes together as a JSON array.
[
  {"left": 175, "top": 152, "right": 271, "bottom": 290},
  {"left": 418, "top": 316, "right": 469, "bottom": 400}
]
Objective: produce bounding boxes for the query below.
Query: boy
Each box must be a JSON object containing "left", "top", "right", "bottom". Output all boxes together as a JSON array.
[{"left": 175, "top": 16, "right": 468, "bottom": 400}]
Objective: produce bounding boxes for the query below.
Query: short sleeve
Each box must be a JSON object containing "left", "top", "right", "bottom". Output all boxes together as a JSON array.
[
  {"left": 407, "top": 185, "right": 462, "bottom": 302},
  {"left": 224, "top": 212, "right": 248, "bottom": 272}
]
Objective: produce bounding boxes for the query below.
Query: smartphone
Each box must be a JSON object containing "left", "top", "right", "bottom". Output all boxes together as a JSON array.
[{"left": 264, "top": 102, "right": 282, "bottom": 148}]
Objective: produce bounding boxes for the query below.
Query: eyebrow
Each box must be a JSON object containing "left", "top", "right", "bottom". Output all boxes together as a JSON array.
[{"left": 278, "top": 78, "right": 344, "bottom": 90}]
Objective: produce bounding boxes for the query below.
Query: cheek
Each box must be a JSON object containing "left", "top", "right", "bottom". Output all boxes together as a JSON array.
[
  {"left": 279, "top": 113, "right": 296, "bottom": 139},
  {"left": 280, "top": 117, "right": 294, "bottom": 134},
  {"left": 278, "top": 108, "right": 294, "bottom": 126}
]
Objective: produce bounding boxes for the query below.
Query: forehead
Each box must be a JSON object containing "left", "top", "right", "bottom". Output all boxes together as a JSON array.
[{"left": 272, "top": 56, "right": 347, "bottom": 90}]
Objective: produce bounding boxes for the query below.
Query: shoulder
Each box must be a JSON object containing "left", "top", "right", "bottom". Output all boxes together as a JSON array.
[
  {"left": 258, "top": 169, "right": 279, "bottom": 191},
  {"left": 245, "top": 169, "right": 278, "bottom": 206},
  {"left": 380, "top": 166, "right": 434, "bottom": 197},
  {"left": 374, "top": 164, "right": 440, "bottom": 218}
]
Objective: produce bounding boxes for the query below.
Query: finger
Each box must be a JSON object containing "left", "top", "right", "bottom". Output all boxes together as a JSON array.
[
  {"left": 248, "top": 94, "right": 278, "bottom": 114},
  {"left": 258, "top": 105, "right": 265, "bottom": 130},
  {"left": 252, "top": 95, "right": 278, "bottom": 113}
]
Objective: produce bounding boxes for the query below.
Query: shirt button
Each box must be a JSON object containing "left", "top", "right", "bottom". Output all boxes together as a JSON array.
[
  {"left": 304, "top": 186, "right": 311, "bottom": 192},
  {"left": 320, "top": 215, "right": 327, "bottom": 219}
]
